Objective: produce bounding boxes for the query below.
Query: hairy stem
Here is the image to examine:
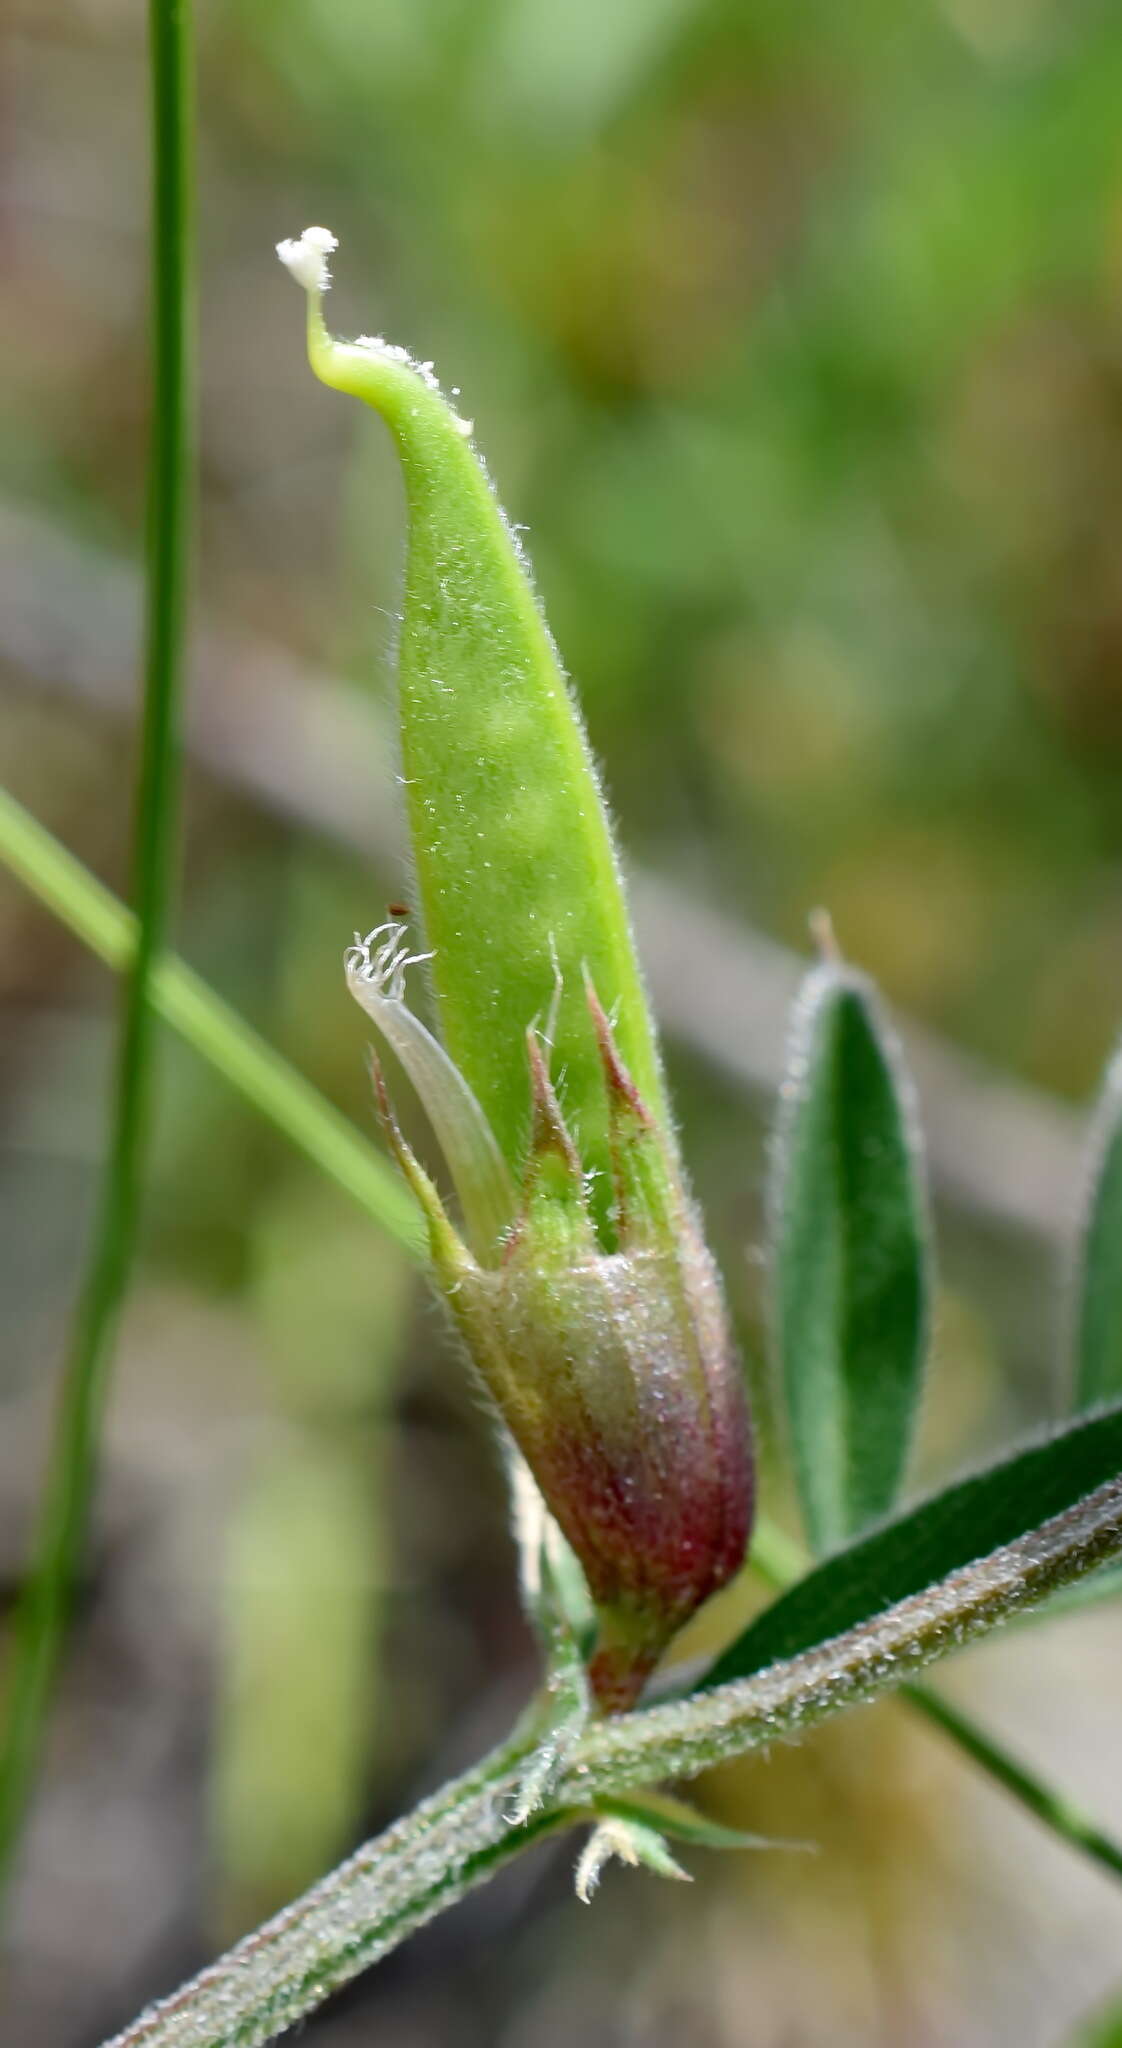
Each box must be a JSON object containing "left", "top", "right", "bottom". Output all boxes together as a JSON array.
[
  {"left": 573, "top": 1477, "right": 1122, "bottom": 1792},
  {"left": 101, "top": 1730, "right": 563, "bottom": 2048},
  {"left": 100, "top": 1474, "right": 1122, "bottom": 2048},
  {"left": 0, "top": 0, "right": 194, "bottom": 1897},
  {"left": 751, "top": 1513, "right": 1122, "bottom": 1885}
]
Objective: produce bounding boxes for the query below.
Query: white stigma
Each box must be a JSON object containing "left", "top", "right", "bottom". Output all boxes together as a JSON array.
[
  {"left": 344, "top": 922, "right": 433, "bottom": 1004},
  {"left": 276, "top": 225, "right": 338, "bottom": 296},
  {"left": 342, "top": 921, "right": 517, "bottom": 1257}
]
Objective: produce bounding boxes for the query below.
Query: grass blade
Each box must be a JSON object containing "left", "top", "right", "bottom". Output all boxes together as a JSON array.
[
  {"left": 772, "top": 951, "right": 929, "bottom": 1553},
  {"left": 902, "top": 1683, "right": 1122, "bottom": 1883},
  {"left": 1074, "top": 1040, "right": 1122, "bottom": 1409},
  {"left": 0, "top": 0, "right": 194, "bottom": 1891},
  {"left": 0, "top": 788, "right": 423, "bottom": 1256}
]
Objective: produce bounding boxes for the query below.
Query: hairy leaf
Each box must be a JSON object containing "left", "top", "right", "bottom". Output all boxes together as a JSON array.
[
  {"left": 594, "top": 1788, "right": 811, "bottom": 1854},
  {"left": 1075, "top": 1041, "right": 1122, "bottom": 1409},
  {"left": 772, "top": 959, "right": 929, "bottom": 1553},
  {"left": 700, "top": 1399, "right": 1122, "bottom": 1690}
]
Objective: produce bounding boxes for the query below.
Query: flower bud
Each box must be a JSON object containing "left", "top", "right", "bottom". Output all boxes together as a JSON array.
[{"left": 279, "top": 229, "right": 754, "bottom": 1708}]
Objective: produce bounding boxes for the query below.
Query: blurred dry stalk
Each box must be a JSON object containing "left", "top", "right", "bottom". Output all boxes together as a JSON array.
[{"left": 0, "top": 497, "right": 1081, "bottom": 1246}]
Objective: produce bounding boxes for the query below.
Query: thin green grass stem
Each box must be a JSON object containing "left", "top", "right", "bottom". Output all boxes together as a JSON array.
[
  {"left": 0, "top": 0, "right": 196, "bottom": 1895},
  {"left": 901, "top": 1682, "right": 1122, "bottom": 1882},
  {"left": 0, "top": 789, "right": 423, "bottom": 1256}
]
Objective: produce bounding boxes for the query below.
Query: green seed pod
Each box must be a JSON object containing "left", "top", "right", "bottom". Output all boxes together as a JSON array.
[
  {"left": 278, "top": 225, "right": 662, "bottom": 1231},
  {"left": 278, "top": 228, "right": 753, "bottom": 1708}
]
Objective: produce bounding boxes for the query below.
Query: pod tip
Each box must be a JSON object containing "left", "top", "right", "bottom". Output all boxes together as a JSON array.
[{"left": 276, "top": 225, "right": 338, "bottom": 296}]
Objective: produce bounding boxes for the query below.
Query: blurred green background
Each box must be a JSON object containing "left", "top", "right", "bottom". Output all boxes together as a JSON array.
[{"left": 3, "top": 0, "right": 1122, "bottom": 2041}]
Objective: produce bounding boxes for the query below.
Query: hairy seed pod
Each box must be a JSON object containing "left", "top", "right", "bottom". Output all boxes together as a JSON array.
[{"left": 279, "top": 228, "right": 754, "bottom": 1708}]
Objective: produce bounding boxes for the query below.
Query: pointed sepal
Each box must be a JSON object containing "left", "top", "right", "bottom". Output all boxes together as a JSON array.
[
  {"left": 368, "top": 1052, "right": 476, "bottom": 1293},
  {"left": 585, "top": 973, "right": 681, "bottom": 1250},
  {"left": 574, "top": 1816, "right": 691, "bottom": 1903}
]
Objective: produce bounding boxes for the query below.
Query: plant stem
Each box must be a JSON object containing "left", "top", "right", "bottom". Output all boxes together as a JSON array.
[
  {"left": 98, "top": 1475, "right": 1122, "bottom": 2048},
  {"left": 0, "top": 787, "right": 423, "bottom": 1257},
  {"left": 575, "top": 1477, "right": 1122, "bottom": 1792},
  {"left": 750, "top": 1512, "right": 1122, "bottom": 1888},
  {"left": 101, "top": 1728, "right": 561, "bottom": 2048},
  {"left": 902, "top": 1683, "right": 1122, "bottom": 1882},
  {"left": 0, "top": 0, "right": 194, "bottom": 1893}
]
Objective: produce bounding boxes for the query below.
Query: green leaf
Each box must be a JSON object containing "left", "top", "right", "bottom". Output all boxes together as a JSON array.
[
  {"left": 700, "top": 1399, "right": 1122, "bottom": 1690},
  {"left": 772, "top": 957, "right": 929, "bottom": 1553},
  {"left": 1074, "top": 1041, "right": 1122, "bottom": 1409},
  {"left": 594, "top": 1788, "right": 810, "bottom": 1855}
]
